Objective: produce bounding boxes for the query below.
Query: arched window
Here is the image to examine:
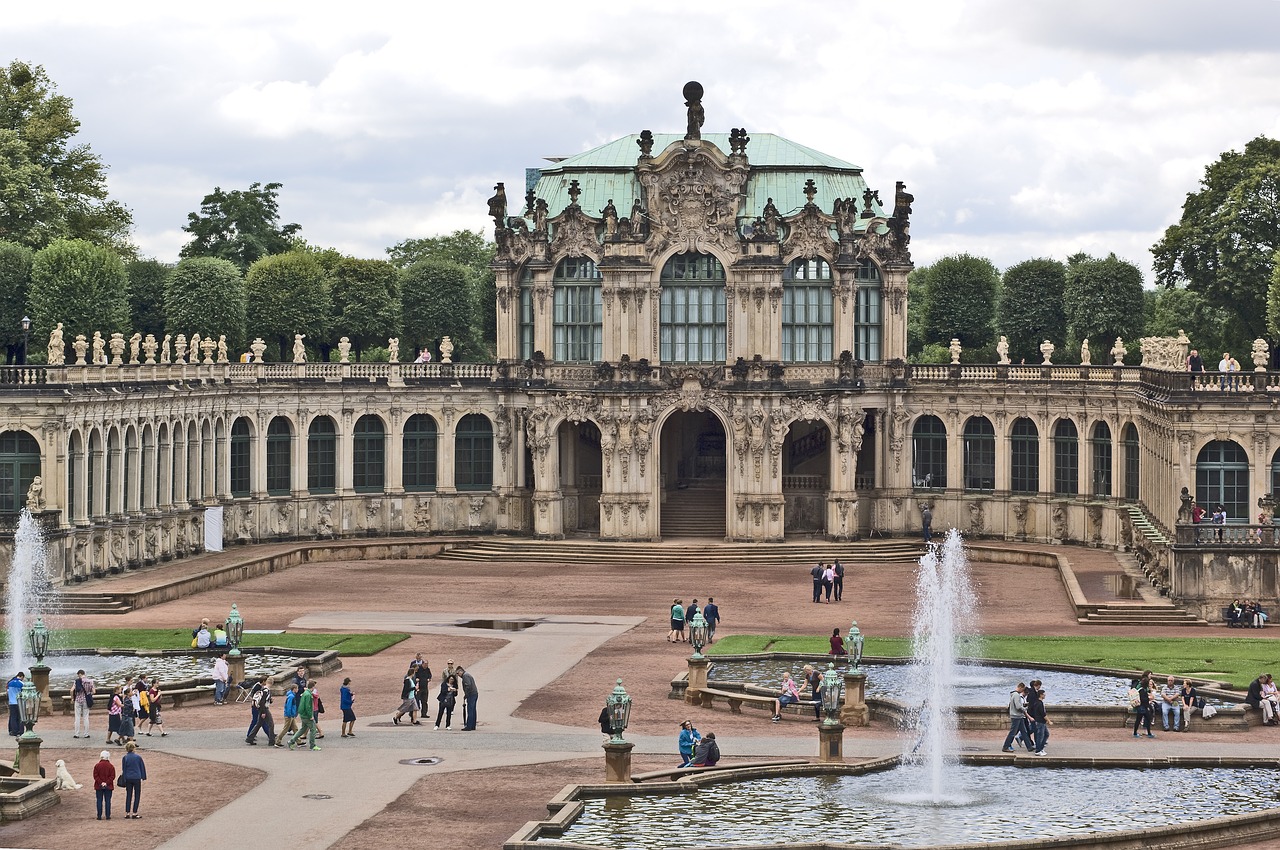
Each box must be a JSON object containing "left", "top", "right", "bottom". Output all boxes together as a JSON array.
[
  {"left": 88, "top": 430, "right": 101, "bottom": 517},
  {"left": 141, "top": 426, "right": 154, "bottom": 511},
  {"left": 660, "top": 252, "right": 726, "bottom": 363},
  {"left": 0, "top": 431, "right": 39, "bottom": 514},
  {"left": 962, "top": 417, "right": 995, "bottom": 492},
  {"left": 553, "top": 257, "right": 602, "bottom": 363},
  {"left": 1271, "top": 447, "right": 1280, "bottom": 501},
  {"left": 230, "top": 418, "right": 252, "bottom": 498},
  {"left": 1123, "top": 424, "right": 1140, "bottom": 502},
  {"left": 518, "top": 265, "right": 534, "bottom": 360},
  {"left": 266, "top": 417, "right": 293, "bottom": 496},
  {"left": 455, "top": 414, "right": 493, "bottom": 491},
  {"left": 307, "top": 417, "right": 336, "bottom": 494},
  {"left": 353, "top": 415, "right": 385, "bottom": 493},
  {"left": 854, "top": 260, "right": 882, "bottom": 361},
  {"left": 1010, "top": 418, "right": 1039, "bottom": 494},
  {"left": 782, "top": 258, "right": 833, "bottom": 362},
  {"left": 1091, "top": 422, "right": 1112, "bottom": 498},
  {"left": 403, "top": 414, "right": 438, "bottom": 492},
  {"left": 912, "top": 415, "right": 947, "bottom": 489},
  {"left": 1053, "top": 419, "right": 1078, "bottom": 496},
  {"left": 156, "top": 425, "right": 169, "bottom": 508},
  {"left": 1197, "top": 440, "right": 1249, "bottom": 521}
]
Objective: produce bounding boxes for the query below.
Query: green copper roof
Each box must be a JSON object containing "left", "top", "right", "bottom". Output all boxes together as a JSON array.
[{"left": 530, "top": 133, "right": 884, "bottom": 227}]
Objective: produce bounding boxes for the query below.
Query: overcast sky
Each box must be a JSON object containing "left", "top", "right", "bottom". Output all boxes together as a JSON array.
[{"left": 6, "top": 0, "right": 1280, "bottom": 279}]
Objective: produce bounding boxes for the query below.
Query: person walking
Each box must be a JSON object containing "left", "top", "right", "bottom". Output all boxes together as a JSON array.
[
  {"left": 833, "top": 559, "right": 845, "bottom": 602},
  {"left": 288, "top": 680, "right": 320, "bottom": 750},
  {"left": 667, "top": 599, "right": 685, "bottom": 642},
  {"left": 278, "top": 683, "right": 301, "bottom": 744},
  {"left": 414, "top": 659, "right": 432, "bottom": 716},
  {"left": 1132, "top": 673, "right": 1155, "bottom": 738},
  {"left": 921, "top": 503, "right": 933, "bottom": 543},
  {"left": 144, "top": 680, "right": 166, "bottom": 737},
  {"left": 340, "top": 677, "right": 357, "bottom": 738},
  {"left": 434, "top": 673, "right": 458, "bottom": 730},
  {"left": 71, "top": 670, "right": 95, "bottom": 739},
  {"left": 458, "top": 665, "right": 478, "bottom": 731},
  {"left": 119, "top": 741, "right": 147, "bottom": 818},
  {"left": 393, "top": 666, "right": 419, "bottom": 725},
  {"left": 810, "top": 563, "right": 823, "bottom": 603},
  {"left": 702, "top": 598, "right": 721, "bottom": 643},
  {"left": 677, "top": 720, "right": 701, "bottom": 767},
  {"left": 118, "top": 683, "right": 137, "bottom": 745},
  {"left": 1000, "top": 683, "right": 1032, "bottom": 752},
  {"left": 7, "top": 672, "right": 26, "bottom": 737},
  {"left": 1031, "top": 684, "right": 1050, "bottom": 755},
  {"left": 245, "top": 675, "right": 275, "bottom": 745},
  {"left": 1023, "top": 680, "right": 1046, "bottom": 753},
  {"left": 92, "top": 750, "right": 115, "bottom": 820},
  {"left": 212, "top": 653, "right": 230, "bottom": 705},
  {"left": 822, "top": 563, "right": 835, "bottom": 603},
  {"left": 106, "top": 686, "right": 123, "bottom": 745}
]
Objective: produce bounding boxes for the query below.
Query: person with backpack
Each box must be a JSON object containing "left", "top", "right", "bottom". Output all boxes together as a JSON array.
[
  {"left": 71, "top": 670, "right": 95, "bottom": 739},
  {"left": 278, "top": 683, "right": 301, "bottom": 744},
  {"left": 246, "top": 676, "right": 279, "bottom": 746},
  {"left": 393, "top": 666, "right": 420, "bottom": 725},
  {"left": 288, "top": 680, "right": 320, "bottom": 750}
]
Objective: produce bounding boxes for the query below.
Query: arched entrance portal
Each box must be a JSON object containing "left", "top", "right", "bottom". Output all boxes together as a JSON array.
[
  {"left": 659, "top": 411, "right": 726, "bottom": 538},
  {"left": 558, "top": 419, "right": 602, "bottom": 534},
  {"left": 782, "top": 420, "right": 830, "bottom": 534}
]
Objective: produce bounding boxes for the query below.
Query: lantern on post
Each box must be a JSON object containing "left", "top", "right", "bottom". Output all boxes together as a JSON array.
[
  {"left": 688, "top": 611, "right": 709, "bottom": 658},
  {"left": 15, "top": 678, "right": 43, "bottom": 777},
  {"left": 20, "top": 315, "right": 31, "bottom": 365},
  {"left": 605, "top": 678, "right": 632, "bottom": 744},
  {"left": 27, "top": 618, "right": 49, "bottom": 667},
  {"left": 821, "top": 663, "right": 843, "bottom": 724},
  {"left": 226, "top": 603, "right": 244, "bottom": 656},
  {"left": 845, "top": 620, "right": 865, "bottom": 672},
  {"left": 17, "top": 679, "right": 40, "bottom": 735}
]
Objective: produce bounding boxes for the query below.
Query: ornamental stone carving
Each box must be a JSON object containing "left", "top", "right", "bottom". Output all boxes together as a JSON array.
[
  {"left": 637, "top": 142, "right": 747, "bottom": 258},
  {"left": 782, "top": 200, "right": 837, "bottom": 261},
  {"left": 548, "top": 204, "right": 600, "bottom": 261},
  {"left": 47, "top": 323, "right": 65, "bottom": 366}
]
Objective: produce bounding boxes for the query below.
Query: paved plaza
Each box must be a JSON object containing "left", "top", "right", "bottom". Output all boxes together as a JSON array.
[{"left": 5, "top": 539, "right": 1280, "bottom": 849}]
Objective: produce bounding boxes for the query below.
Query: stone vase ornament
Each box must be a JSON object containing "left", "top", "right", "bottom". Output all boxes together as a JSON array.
[
  {"left": 250, "top": 338, "right": 267, "bottom": 362},
  {"left": 949, "top": 338, "right": 962, "bottom": 364},
  {"left": 174, "top": 334, "right": 187, "bottom": 364},
  {"left": 1039, "top": 340, "right": 1054, "bottom": 366},
  {"left": 338, "top": 337, "right": 351, "bottom": 363},
  {"left": 1111, "top": 337, "right": 1126, "bottom": 365},
  {"left": 109, "top": 332, "right": 125, "bottom": 365},
  {"left": 142, "top": 334, "right": 157, "bottom": 364},
  {"left": 201, "top": 336, "right": 216, "bottom": 364},
  {"left": 439, "top": 336, "right": 454, "bottom": 364},
  {"left": 1252, "top": 338, "right": 1269, "bottom": 371}
]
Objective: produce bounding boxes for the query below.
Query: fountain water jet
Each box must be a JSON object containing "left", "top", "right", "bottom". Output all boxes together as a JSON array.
[{"left": 4, "top": 509, "right": 56, "bottom": 674}]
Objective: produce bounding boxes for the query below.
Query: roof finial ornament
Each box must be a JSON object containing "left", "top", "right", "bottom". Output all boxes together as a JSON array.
[
  {"left": 637, "top": 130, "right": 654, "bottom": 158},
  {"left": 525, "top": 188, "right": 536, "bottom": 216},
  {"left": 729, "top": 127, "right": 750, "bottom": 156},
  {"left": 567, "top": 179, "right": 581, "bottom": 207},
  {"left": 487, "top": 183, "right": 507, "bottom": 229},
  {"left": 683, "top": 81, "right": 704, "bottom": 142},
  {"left": 803, "top": 179, "right": 817, "bottom": 207}
]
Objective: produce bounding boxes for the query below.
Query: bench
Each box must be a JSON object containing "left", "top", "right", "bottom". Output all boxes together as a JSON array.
[
  {"left": 693, "top": 686, "right": 818, "bottom": 717},
  {"left": 1223, "top": 607, "right": 1268, "bottom": 628}
]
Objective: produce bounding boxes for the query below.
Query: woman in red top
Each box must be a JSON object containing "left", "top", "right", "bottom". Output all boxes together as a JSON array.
[
  {"left": 92, "top": 750, "right": 116, "bottom": 820},
  {"left": 829, "top": 628, "right": 847, "bottom": 656}
]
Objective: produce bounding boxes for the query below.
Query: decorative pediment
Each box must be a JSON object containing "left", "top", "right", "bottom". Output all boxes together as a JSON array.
[
  {"left": 638, "top": 141, "right": 747, "bottom": 258},
  {"left": 782, "top": 203, "right": 837, "bottom": 261},
  {"left": 548, "top": 205, "right": 602, "bottom": 262}
]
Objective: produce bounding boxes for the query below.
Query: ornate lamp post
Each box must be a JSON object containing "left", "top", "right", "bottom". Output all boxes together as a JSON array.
[
  {"left": 685, "top": 611, "right": 710, "bottom": 705},
  {"left": 817, "top": 662, "right": 846, "bottom": 762},
  {"left": 602, "top": 678, "right": 635, "bottom": 782},
  {"left": 15, "top": 679, "right": 43, "bottom": 776},
  {"left": 28, "top": 617, "right": 53, "bottom": 715},
  {"left": 841, "top": 621, "right": 870, "bottom": 728},
  {"left": 225, "top": 603, "right": 246, "bottom": 686},
  {"left": 19, "top": 315, "right": 31, "bottom": 365}
]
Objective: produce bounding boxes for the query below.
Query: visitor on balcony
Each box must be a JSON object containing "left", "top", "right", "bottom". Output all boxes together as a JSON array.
[
  {"left": 1212, "top": 504, "right": 1227, "bottom": 541},
  {"left": 1191, "top": 501, "right": 1205, "bottom": 542}
]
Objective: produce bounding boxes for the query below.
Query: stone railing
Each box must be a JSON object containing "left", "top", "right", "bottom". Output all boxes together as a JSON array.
[
  {"left": 781, "top": 475, "right": 827, "bottom": 491},
  {"left": 0, "top": 365, "right": 48, "bottom": 386},
  {"left": 1173, "top": 522, "right": 1280, "bottom": 547},
  {"left": 909, "top": 363, "right": 1142, "bottom": 383},
  {"left": 0, "top": 361, "right": 497, "bottom": 387}
]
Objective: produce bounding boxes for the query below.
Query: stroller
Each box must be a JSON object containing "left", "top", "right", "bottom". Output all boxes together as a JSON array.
[{"left": 235, "top": 678, "right": 262, "bottom": 704}]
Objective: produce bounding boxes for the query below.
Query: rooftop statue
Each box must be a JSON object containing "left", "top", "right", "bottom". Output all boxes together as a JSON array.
[
  {"left": 683, "top": 81, "right": 704, "bottom": 141},
  {"left": 487, "top": 182, "right": 507, "bottom": 229}
]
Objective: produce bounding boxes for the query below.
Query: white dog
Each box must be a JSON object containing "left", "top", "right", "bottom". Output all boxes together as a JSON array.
[{"left": 53, "top": 759, "right": 82, "bottom": 790}]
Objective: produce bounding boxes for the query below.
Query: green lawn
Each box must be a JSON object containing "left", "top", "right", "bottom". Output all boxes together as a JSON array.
[
  {"left": 0, "top": 629, "right": 409, "bottom": 657},
  {"left": 707, "top": 634, "right": 1280, "bottom": 689}
]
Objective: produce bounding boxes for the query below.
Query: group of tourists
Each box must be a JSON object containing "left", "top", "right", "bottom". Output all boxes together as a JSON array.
[
  {"left": 242, "top": 665, "right": 329, "bottom": 750},
  {"left": 56, "top": 670, "right": 169, "bottom": 746},
  {"left": 1000, "top": 680, "right": 1050, "bottom": 755},
  {"left": 392, "top": 654, "right": 478, "bottom": 731},
  {"left": 675, "top": 719, "right": 720, "bottom": 767},
  {"left": 1128, "top": 672, "right": 1203, "bottom": 735},
  {"left": 1226, "top": 599, "right": 1269, "bottom": 628},
  {"left": 667, "top": 597, "right": 721, "bottom": 643},
  {"left": 808, "top": 561, "right": 845, "bottom": 603}
]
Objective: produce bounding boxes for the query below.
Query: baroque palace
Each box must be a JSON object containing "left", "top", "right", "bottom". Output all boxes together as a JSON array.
[{"left": 0, "top": 84, "right": 1275, "bottom": 619}]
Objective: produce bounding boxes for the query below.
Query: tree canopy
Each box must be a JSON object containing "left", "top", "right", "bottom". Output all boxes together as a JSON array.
[
  {"left": 0, "top": 240, "right": 33, "bottom": 362},
  {"left": 1149, "top": 284, "right": 1245, "bottom": 363},
  {"left": 165, "top": 257, "right": 247, "bottom": 352},
  {"left": 126, "top": 259, "right": 170, "bottom": 340},
  {"left": 389, "top": 229, "right": 496, "bottom": 350},
  {"left": 400, "top": 258, "right": 476, "bottom": 359},
  {"left": 1063, "top": 253, "right": 1146, "bottom": 355},
  {"left": 0, "top": 60, "right": 133, "bottom": 252},
  {"left": 1153, "top": 136, "right": 1280, "bottom": 344},
  {"left": 244, "top": 250, "right": 330, "bottom": 359},
  {"left": 996, "top": 258, "right": 1067, "bottom": 364},
  {"left": 181, "top": 182, "right": 300, "bottom": 271},
  {"left": 330, "top": 257, "right": 400, "bottom": 357},
  {"left": 27, "top": 238, "right": 130, "bottom": 346},
  {"left": 919, "top": 253, "right": 999, "bottom": 350}
]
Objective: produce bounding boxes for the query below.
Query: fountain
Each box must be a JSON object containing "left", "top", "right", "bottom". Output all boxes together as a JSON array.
[{"left": 4, "top": 509, "right": 56, "bottom": 675}]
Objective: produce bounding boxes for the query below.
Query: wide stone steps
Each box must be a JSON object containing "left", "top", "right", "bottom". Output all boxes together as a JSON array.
[
  {"left": 54, "top": 593, "right": 134, "bottom": 615},
  {"left": 439, "top": 538, "right": 926, "bottom": 566},
  {"left": 660, "top": 484, "right": 727, "bottom": 539},
  {"left": 1078, "top": 605, "right": 1206, "bottom": 627},
  {"left": 1124, "top": 504, "right": 1170, "bottom": 546}
]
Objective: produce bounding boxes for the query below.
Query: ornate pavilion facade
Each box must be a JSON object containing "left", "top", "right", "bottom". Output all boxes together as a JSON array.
[{"left": 1, "top": 87, "right": 1277, "bottom": 617}]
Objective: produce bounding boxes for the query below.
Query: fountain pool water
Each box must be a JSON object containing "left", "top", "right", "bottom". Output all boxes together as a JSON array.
[
  {"left": 35, "top": 652, "right": 305, "bottom": 692},
  {"left": 3, "top": 508, "right": 56, "bottom": 674}
]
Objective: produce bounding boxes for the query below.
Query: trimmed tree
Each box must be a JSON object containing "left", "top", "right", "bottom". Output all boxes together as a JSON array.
[
  {"left": 400, "top": 259, "right": 476, "bottom": 360},
  {"left": 244, "top": 250, "right": 331, "bottom": 360},
  {"left": 0, "top": 240, "right": 33, "bottom": 362},
  {"left": 388, "top": 230, "right": 495, "bottom": 350},
  {"left": 1063, "top": 253, "right": 1146, "bottom": 357},
  {"left": 127, "top": 258, "right": 170, "bottom": 339},
  {"left": 996, "top": 258, "right": 1067, "bottom": 364},
  {"left": 330, "top": 257, "right": 400, "bottom": 358},
  {"left": 28, "top": 238, "right": 130, "bottom": 347},
  {"left": 921, "top": 253, "right": 999, "bottom": 350},
  {"left": 164, "top": 257, "right": 247, "bottom": 353},
  {"left": 181, "top": 182, "right": 300, "bottom": 271}
]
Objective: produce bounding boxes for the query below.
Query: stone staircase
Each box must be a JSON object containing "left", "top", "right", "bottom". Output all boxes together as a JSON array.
[
  {"left": 1076, "top": 603, "right": 1206, "bottom": 626},
  {"left": 660, "top": 480, "right": 727, "bottom": 538},
  {"left": 54, "top": 592, "right": 134, "bottom": 616},
  {"left": 440, "top": 537, "right": 925, "bottom": 566},
  {"left": 1124, "top": 504, "right": 1171, "bottom": 547}
]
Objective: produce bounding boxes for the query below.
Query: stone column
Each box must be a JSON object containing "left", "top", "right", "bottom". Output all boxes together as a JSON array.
[
  {"left": 603, "top": 740, "right": 634, "bottom": 783},
  {"left": 385, "top": 417, "right": 404, "bottom": 495},
  {"left": 227, "top": 653, "right": 246, "bottom": 690},
  {"left": 125, "top": 440, "right": 141, "bottom": 513},
  {"left": 531, "top": 422, "right": 563, "bottom": 539},
  {"left": 685, "top": 656, "right": 709, "bottom": 705},
  {"left": 251, "top": 421, "right": 268, "bottom": 499},
  {"left": 818, "top": 721, "right": 845, "bottom": 763},
  {"left": 90, "top": 444, "right": 106, "bottom": 518},
  {"left": 15, "top": 732, "right": 43, "bottom": 777},
  {"left": 840, "top": 670, "right": 869, "bottom": 727}
]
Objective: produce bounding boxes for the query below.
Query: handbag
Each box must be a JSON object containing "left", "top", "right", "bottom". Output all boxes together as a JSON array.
[{"left": 116, "top": 776, "right": 125, "bottom": 788}]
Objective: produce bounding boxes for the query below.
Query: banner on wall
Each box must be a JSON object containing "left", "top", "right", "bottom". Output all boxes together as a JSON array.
[{"left": 204, "top": 506, "right": 224, "bottom": 552}]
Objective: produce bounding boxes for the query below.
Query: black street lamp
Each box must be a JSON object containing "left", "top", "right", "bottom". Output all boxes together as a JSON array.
[{"left": 20, "top": 315, "right": 31, "bottom": 365}]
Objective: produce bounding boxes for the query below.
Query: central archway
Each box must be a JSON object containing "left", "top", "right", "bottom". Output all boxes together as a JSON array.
[{"left": 658, "top": 410, "right": 726, "bottom": 538}]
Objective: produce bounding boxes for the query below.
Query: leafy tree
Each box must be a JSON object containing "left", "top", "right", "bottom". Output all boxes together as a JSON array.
[
  {"left": 906, "top": 266, "right": 929, "bottom": 355},
  {"left": 127, "top": 259, "right": 170, "bottom": 339},
  {"left": 1153, "top": 136, "right": 1280, "bottom": 344},
  {"left": 389, "top": 230, "right": 496, "bottom": 349},
  {"left": 0, "top": 60, "right": 133, "bottom": 251},
  {"left": 0, "top": 240, "right": 33, "bottom": 362},
  {"left": 244, "top": 250, "right": 330, "bottom": 359},
  {"left": 330, "top": 257, "right": 400, "bottom": 358},
  {"left": 920, "top": 253, "right": 999, "bottom": 349},
  {"left": 400, "top": 259, "right": 476, "bottom": 360},
  {"left": 996, "top": 258, "right": 1067, "bottom": 364},
  {"left": 1150, "top": 284, "right": 1246, "bottom": 363},
  {"left": 181, "top": 182, "right": 300, "bottom": 271},
  {"left": 27, "top": 238, "right": 130, "bottom": 348},
  {"left": 1063, "top": 253, "right": 1146, "bottom": 356},
  {"left": 164, "top": 257, "right": 247, "bottom": 352}
]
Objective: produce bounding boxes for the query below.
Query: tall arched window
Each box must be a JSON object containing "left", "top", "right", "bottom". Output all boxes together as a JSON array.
[
  {"left": 962, "top": 417, "right": 995, "bottom": 492},
  {"left": 1197, "top": 440, "right": 1249, "bottom": 520},
  {"left": 912, "top": 415, "right": 947, "bottom": 489},
  {"left": 518, "top": 265, "right": 534, "bottom": 360},
  {"left": 1053, "top": 419, "right": 1078, "bottom": 496},
  {"left": 782, "top": 258, "right": 833, "bottom": 362},
  {"left": 230, "top": 418, "right": 252, "bottom": 498},
  {"left": 403, "top": 414, "right": 438, "bottom": 492},
  {"left": 1091, "top": 422, "right": 1112, "bottom": 498},
  {"left": 660, "top": 252, "right": 726, "bottom": 363},
  {"left": 1010, "top": 418, "right": 1039, "bottom": 494},
  {"left": 266, "top": 417, "right": 293, "bottom": 496},
  {"left": 854, "top": 260, "right": 882, "bottom": 361},
  {"left": 353, "top": 415, "right": 385, "bottom": 493},
  {"left": 553, "top": 257, "right": 602, "bottom": 362},
  {"left": 455, "top": 414, "right": 493, "bottom": 491},
  {"left": 88, "top": 429, "right": 101, "bottom": 517},
  {"left": 1123, "top": 424, "right": 1140, "bottom": 502},
  {"left": 307, "top": 417, "right": 336, "bottom": 494},
  {"left": 0, "top": 431, "right": 40, "bottom": 514},
  {"left": 1271, "top": 447, "right": 1280, "bottom": 500},
  {"left": 141, "top": 426, "right": 153, "bottom": 510}
]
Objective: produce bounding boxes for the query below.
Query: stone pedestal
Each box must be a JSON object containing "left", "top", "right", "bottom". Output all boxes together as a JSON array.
[
  {"left": 16, "top": 733, "right": 43, "bottom": 777},
  {"left": 227, "top": 653, "right": 246, "bottom": 688},
  {"left": 818, "top": 721, "right": 845, "bottom": 763},
  {"left": 603, "top": 740, "right": 634, "bottom": 783},
  {"left": 29, "top": 665, "right": 53, "bottom": 716},
  {"left": 685, "top": 656, "right": 709, "bottom": 705},
  {"left": 840, "top": 670, "right": 869, "bottom": 727}
]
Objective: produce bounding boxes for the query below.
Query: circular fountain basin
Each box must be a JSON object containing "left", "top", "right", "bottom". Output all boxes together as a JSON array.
[
  {"left": 552, "top": 764, "right": 1280, "bottom": 848},
  {"left": 2, "top": 652, "right": 303, "bottom": 691}
]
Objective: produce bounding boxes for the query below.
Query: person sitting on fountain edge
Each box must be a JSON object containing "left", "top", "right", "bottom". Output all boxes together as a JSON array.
[{"left": 772, "top": 672, "right": 800, "bottom": 722}]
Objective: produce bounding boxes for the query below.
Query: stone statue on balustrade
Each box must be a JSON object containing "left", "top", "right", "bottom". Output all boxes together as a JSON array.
[
  {"left": 996, "top": 336, "right": 1009, "bottom": 365},
  {"left": 949, "top": 338, "right": 962, "bottom": 365},
  {"left": 174, "top": 334, "right": 187, "bottom": 364},
  {"left": 1252, "top": 338, "right": 1270, "bottom": 371},
  {"left": 439, "top": 336, "right": 454, "bottom": 364},
  {"left": 200, "top": 336, "right": 216, "bottom": 364},
  {"left": 1111, "top": 337, "right": 1127, "bottom": 366},
  {"left": 338, "top": 337, "right": 352, "bottom": 363},
  {"left": 72, "top": 334, "right": 88, "bottom": 365},
  {"left": 189, "top": 333, "right": 201, "bottom": 363},
  {"left": 143, "top": 334, "right": 157, "bottom": 364},
  {"left": 250, "top": 338, "right": 267, "bottom": 362},
  {"left": 1080, "top": 338, "right": 1091, "bottom": 366},
  {"left": 47, "top": 323, "right": 65, "bottom": 366},
  {"left": 25, "top": 476, "right": 44, "bottom": 512},
  {"left": 217, "top": 335, "right": 229, "bottom": 363},
  {"left": 108, "top": 333, "right": 124, "bottom": 365},
  {"left": 388, "top": 337, "right": 400, "bottom": 363},
  {"left": 292, "top": 334, "right": 307, "bottom": 363},
  {"left": 129, "top": 333, "right": 141, "bottom": 364},
  {"left": 1039, "top": 339, "right": 1055, "bottom": 366},
  {"left": 92, "top": 331, "right": 106, "bottom": 365},
  {"left": 160, "top": 334, "right": 172, "bottom": 364}
]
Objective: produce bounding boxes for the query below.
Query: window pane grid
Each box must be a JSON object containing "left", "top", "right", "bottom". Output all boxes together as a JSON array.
[
  {"left": 855, "top": 286, "right": 882, "bottom": 361},
  {"left": 782, "top": 279, "right": 833, "bottom": 363},
  {"left": 1053, "top": 421, "right": 1078, "bottom": 496},
  {"left": 353, "top": 417, "right": 385, "bottom": 493},
  {"left": 308, "top": 419, "right": 336, "bottom": 493},
  {"left": 1010, "top": 420, "right": 1039, "bottom": 494},
  {"left": 912, "top": 417, "right": 947, "bottom": 488},
  {"left": 963, "top": 419, "right": 995, "bottom": 491},
  {"left": 403, "top": 416, "right": 438, "bottom": 491},
  {"left": 230, "top": 420, "right": 251, "bottom": 498},
  {"left": 456, "top": 415, "right": 493, "bottom": 491}
]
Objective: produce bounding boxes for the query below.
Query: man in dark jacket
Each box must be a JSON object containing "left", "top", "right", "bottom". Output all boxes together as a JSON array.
[
  {"left": 691, "top": 732, "right": 719, "bottom": 766},
  {"left": 1246, "top": 675, "right": 1276, "bottom": 724},
  {"left": 458, "top": 666, "right": 478, "bottom": 731},
  {"left": 810, "top": 563, "right": 823, "bottom": 603}
]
